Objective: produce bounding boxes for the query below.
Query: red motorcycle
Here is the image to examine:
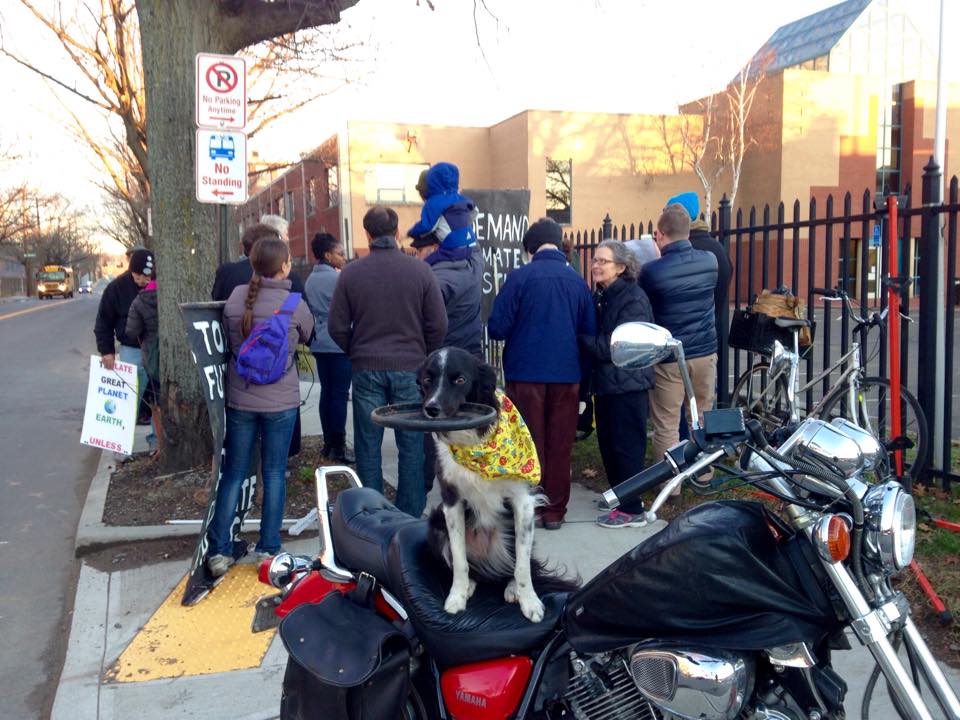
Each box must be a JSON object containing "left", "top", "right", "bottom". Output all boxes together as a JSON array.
[{"left": 252, "top": 324, "right": 960, "bottom": 720}]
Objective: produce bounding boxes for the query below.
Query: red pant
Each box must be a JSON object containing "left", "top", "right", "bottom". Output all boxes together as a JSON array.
[{"left": 505, "top": 381, "right": 579, "bottom": 523}]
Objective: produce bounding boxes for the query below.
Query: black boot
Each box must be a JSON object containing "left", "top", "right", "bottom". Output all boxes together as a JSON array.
[{"left": 327, "top": 433, "right": 355, "bottom": 464}]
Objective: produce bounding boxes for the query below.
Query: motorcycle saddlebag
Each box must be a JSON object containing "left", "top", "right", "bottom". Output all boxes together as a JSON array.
[{"left": 279, "top": 591, "right": 411, "bottom": 720}]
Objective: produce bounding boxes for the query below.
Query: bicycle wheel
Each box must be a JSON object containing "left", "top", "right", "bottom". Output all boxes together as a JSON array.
[
  {"left": 818, "top": 377, "right": 929, "bottom": 484},
  {"left": 730, "top": 363, "right": 793, "bottom": 435}
]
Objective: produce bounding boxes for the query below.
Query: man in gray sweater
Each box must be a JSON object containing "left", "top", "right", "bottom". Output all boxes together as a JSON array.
[{"left": 328, "top": 206, "right": 447, "bottom": 517}]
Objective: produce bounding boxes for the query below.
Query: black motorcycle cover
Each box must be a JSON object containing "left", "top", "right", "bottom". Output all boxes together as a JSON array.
[{"left": 564, "top": 501, "right": 840, "bottom": 653}]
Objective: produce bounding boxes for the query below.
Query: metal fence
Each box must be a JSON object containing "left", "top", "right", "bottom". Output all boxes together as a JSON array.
[{"left": 565, "top": 160, "right": 959, "bottom": 488}]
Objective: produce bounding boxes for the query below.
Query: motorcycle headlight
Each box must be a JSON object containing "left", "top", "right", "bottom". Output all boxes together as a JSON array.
[{"left": 863, "top": 482, "right": 915, "bottom": 571}]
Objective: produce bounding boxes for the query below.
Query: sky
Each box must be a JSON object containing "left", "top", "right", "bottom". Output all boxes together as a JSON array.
[{"left": 0, "top": 0, "right": 955, "bottom": 251}]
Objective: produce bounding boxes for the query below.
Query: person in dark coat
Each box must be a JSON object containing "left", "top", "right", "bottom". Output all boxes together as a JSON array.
[
  {"left": 94, "top": 247, "right": 156, "bottom": 451},
  {"left": 212, "top": 223, "right": 306, "bottom": 301},
  {"left": 579, "top": 240, "right": 655, "bottom": 528},
  {"left": 488, "top": 218, "right": 596, "bottom": 529},
  {"left": 641, "top": 204, "right": 719, "bottom": 470},
  {"left": 126, "top": 263, "right": 162, "bottom": 457},
  {"left": 666, "top": 192, "right": 732, "bottom": 338}
]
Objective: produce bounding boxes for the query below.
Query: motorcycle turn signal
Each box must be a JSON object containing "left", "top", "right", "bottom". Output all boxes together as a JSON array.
[{"left": 814, "top": 515, "right": 851, "bottom": 563}]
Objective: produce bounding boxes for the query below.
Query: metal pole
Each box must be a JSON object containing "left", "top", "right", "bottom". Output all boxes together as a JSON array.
[
  {"left": 886, "top": 195, "right": 904, "bottom": 483},
  {"left": 218, "top": 204, "right": 228, "bottom": 265},
  {"left": 717, "top": 195, "right": 732, "bottom": 407},
  {"left": 932, "top": 0, "right": 948, "bottom": 473}
]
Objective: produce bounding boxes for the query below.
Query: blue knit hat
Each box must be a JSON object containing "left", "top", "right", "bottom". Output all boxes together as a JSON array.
[{"left": 666, "top": 191, "right": 700, "bottom": 221}]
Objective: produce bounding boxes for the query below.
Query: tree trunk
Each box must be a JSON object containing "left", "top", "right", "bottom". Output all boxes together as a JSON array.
[{"left": 136, "top": 0, "right": 226, "bottom": 471}]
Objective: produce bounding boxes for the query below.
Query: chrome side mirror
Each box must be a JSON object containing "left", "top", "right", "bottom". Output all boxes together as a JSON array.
[
  {"left": 610, "top": 322, "right": 700, "bottom": 430},
  {"left": 611, "top": 322, "right": 675, "bottom": 369},
  {"left": 265, "top": 552, "right": 312, "bottom": 589}
]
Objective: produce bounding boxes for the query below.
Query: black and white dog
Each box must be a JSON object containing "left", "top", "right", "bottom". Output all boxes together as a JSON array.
[{"left": 418, "top": 347, "right": 571, "bottom": 623}]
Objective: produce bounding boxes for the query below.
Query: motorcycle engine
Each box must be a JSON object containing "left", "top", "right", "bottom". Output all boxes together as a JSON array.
[{"left": 555, "top": 652, "right": 661, "bottom": 720}]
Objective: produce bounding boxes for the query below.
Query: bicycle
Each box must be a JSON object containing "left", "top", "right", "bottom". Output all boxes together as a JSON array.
[{"left": 730, "top": 287, "right": 928, "bottom": 483}]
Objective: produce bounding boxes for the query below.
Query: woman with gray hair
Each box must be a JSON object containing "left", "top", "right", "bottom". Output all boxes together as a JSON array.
[{"left": 578, "top": 240, "right": 656, "bottom": 528}]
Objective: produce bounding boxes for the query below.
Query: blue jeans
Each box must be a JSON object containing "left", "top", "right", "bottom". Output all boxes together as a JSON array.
[
  {"left": 351, "top": 370, "right": 425, "bottom": 517},
  {"left": 207, "top": 407, "right": 298, "bottom": 556},
  {"left": 118, "top": 344, "right": 156, "bottom": 451},
  {"left": 313, "top": 353, "right": 351, "bottom": 440}
]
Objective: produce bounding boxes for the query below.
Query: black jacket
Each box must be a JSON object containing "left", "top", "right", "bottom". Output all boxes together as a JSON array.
[
  {"left": 640, "top": 239, "right": 719, "bottom": 359},
  {"left": 579, "top": 277, "right": 655, "bottom": 395},
  {"left": 94, "top": 272, "right": 140, "bottom": 354},
  {"left": 211, "top": 257, "right": 306, "bottom": 301},
  {"left": 689, "top": 223, "right": 732, "bottom": 335}
]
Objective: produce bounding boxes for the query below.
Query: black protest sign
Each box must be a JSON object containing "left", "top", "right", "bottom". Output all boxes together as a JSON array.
[
  {"left": 463, "top": 188, "right": 531, "bottom": 320},
  {"left": 179, "top": 302, "right": 258, "bottom": 606}
]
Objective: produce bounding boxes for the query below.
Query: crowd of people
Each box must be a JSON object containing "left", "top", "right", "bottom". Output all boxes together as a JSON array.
[{"left": 92, "top": 162, "right": 728, "bottom": 575}]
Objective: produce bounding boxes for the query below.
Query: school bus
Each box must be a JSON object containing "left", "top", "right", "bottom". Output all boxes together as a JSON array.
[{"left": 37, "top": 265, "right": 75, "bottom": 299}]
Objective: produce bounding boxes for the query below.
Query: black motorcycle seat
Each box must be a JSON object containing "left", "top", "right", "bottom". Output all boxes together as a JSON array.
[
  {"left": 330, "top": 487, "right": 421, "bottom": 587},
  {"left": 386, "top": 522, "right": 568, "bottom": 668}
]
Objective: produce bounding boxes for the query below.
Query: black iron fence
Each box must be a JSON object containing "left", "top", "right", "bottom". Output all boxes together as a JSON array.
[{"left": 566, "top": 160, "right": 959, "bottom": 487}]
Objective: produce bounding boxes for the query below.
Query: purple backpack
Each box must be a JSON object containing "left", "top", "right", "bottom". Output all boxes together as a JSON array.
[{"left": 235, "top": 292, "right": 301, "bottom": 385}]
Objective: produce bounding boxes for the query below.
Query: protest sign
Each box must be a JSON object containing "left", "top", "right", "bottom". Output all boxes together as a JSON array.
[
  {"left": 179, "top": 302, "right": 258, "bottom": 606},
  {"left": 464, "top": 188, "right": 531, "bottom": 320},
  {"left": 80, "top": 355, "right": 138, "bottom": 456}
]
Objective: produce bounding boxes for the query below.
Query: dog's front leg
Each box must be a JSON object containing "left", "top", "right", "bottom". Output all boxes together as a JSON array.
[
  {"left": 511, "top": 494, "right": 545, "bottom": 622},
  {"left": 442, "top": 502, "right": 471, "bottom": 614}
]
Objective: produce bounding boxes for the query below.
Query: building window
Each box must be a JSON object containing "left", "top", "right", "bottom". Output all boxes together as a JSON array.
[
  {"left": 306, "top": 178, "right": 317, "bottom": 216},
  {"left": 327, "top": 166, "right": 339, "bottom": 208},
  {"left": 283, "top": 191, "right": 295, "bottom": 223},
  {"left": 545, "top": 157, "right": 572, "bottom": 225},
  {"left": 363, "top": 163, "right": 427, "bottom": 205}
]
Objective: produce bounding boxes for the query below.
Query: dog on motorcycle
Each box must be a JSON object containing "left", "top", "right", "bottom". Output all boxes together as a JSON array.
[{"left": 418, "top": 347, "right": 574, "bottom": 622}]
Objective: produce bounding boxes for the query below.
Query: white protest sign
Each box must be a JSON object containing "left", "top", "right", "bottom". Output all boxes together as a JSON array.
[
  {"left": 196, "top": 129, "right": 248, "bottom": 204},
  {"left": 80, "top": 355, "right": 138, "bottom": 456},
  {"left": 196, "top": 53, "right": 246, "bottom": 130}
]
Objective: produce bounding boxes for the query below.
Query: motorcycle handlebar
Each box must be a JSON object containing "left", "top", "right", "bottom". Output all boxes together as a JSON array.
[{"left": 604, "top": 440, "right": 699, "bottom": 510}]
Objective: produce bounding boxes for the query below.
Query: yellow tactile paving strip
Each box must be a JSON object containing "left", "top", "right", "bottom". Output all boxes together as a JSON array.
[{"left": 105, "top": 564, "right": 276, "bottom": 683}]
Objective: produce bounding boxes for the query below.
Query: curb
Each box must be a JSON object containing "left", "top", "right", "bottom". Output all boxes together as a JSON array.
[{"left": 75, "top": 450, "right": 199, "bottom": 556}]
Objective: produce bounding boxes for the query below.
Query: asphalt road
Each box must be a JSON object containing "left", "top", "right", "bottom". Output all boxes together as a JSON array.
[{"left": 0, "top": 294, "right": 101, "bottom": 718}]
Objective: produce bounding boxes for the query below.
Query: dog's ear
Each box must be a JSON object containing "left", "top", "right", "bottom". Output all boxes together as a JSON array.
[{"left": 469, "top": 361, "right": 499, "bottom": 408}]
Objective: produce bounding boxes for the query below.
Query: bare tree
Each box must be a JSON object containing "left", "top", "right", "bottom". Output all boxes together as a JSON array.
[
  {"left": 680, "top": 95, "right": 723, "bottom": 217},
  {"left": 545, "top": 157, "right": 572, "bottom": 225},
  {"left": 725, "top": 59, "right": 764, "bottom": 210}
]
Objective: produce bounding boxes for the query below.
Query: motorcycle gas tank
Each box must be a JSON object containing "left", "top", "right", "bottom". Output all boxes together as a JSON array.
[
  {"left": 564, "top": 501, "right": 839, "bottom": 654},
  {"left": 440, "top": 657, "right": 531, "bottom": 720}
]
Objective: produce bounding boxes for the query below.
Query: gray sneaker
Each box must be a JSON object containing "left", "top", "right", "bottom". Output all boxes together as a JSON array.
[
  {"left": 256, "top": 548, "right": 283, "bottom": 563},
  {"left": 207, "top": 554, "right": 234, "bottom": 577},
  {"left": 596, "top": 509, "right": 647, "bottom": 529}
]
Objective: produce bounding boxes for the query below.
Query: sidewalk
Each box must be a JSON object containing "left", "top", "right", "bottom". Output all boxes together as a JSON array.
[{"left": 58, "top": 381, "right": 960, "bottom": 719}]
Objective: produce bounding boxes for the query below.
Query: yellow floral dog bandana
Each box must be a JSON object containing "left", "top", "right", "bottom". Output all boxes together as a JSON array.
[{"left": 448, "top": 391, "right": 541, "bottom": 484}]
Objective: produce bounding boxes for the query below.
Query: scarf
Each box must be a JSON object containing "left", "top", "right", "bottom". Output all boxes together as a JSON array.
[{"left": 448, "top": 391, "right": 541, "bottom": 484}]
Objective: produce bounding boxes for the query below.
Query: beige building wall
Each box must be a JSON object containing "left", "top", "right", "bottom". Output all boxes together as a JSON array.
[
  {"left": 523, "top": 110, "right": 703, "bottom": 229},
  {"left": 488, "top": 112, "right": 529, "bottom": 191},
  {"left": 343, "top": 121, "right": 493, "bottom": 252},
  {"left": 778, "top": 69, "right": 880, "bottom": 208}
]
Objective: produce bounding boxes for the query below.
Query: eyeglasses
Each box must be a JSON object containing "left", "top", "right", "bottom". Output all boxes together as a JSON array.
[{"left": 591, "top": 257, "right": 616, "bottom": 266}]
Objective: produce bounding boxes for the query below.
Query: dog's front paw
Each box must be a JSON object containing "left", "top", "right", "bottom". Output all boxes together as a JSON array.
[
  {"left": 444, "top": 589, "right": 468, "bottom": 614},
  {"left": 466, "top": 578, "right": 477, "bottom": 599},
  {"left": 504, "top": 579, "right": 518, "bottom": 604},
  {"left": 519, "top": 590, "right": 545, "bottom": 623}
]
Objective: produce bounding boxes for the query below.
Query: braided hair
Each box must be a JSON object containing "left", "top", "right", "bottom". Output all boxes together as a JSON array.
[{"left": 241, "top": 235, "right": 289, "bottom": 338}]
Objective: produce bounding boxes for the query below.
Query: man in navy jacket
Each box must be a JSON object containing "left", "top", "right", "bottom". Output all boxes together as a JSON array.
[
  {"left": 640, "top": 204, "right": 719, "bottom": 466},
  {"left": 488, "top": 218, "right": 595, "bottom": 528}
]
